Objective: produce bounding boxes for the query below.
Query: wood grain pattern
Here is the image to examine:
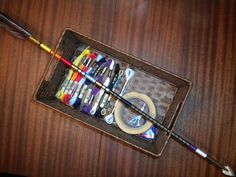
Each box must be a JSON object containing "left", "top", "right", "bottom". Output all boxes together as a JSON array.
[
  {"left": 0, "top": 0, "right": 235, "bottom": 177},
  {"left": 0, "top": 0, "right": 116, "bottom": 177}
]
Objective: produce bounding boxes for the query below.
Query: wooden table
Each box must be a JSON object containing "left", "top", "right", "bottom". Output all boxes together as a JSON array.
[{"left": 0, "top": 1, "right": 235, "bottom": 177}]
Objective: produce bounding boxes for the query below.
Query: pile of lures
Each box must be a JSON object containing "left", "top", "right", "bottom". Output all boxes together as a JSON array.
[{"left": 55, "top": 46, "right": 158, "bottom": 141}]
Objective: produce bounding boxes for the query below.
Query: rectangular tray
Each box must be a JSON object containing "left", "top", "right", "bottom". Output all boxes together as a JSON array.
[{"left": 34, "top": 29, "right": 191, "bottom": 157}]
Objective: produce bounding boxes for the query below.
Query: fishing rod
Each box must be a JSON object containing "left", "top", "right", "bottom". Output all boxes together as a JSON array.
[{"left": 0, "top": 12, "right": 234, "bottom": 176}]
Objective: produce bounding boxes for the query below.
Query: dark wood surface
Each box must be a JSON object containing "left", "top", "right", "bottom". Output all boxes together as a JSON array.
[{"left": 0, "top": 0, "right": 235, "bottom": 177}]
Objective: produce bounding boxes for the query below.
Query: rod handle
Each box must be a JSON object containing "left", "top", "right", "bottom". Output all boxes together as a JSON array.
[{"left": 0, "top": 11, "right": 32, "bottom": 39}]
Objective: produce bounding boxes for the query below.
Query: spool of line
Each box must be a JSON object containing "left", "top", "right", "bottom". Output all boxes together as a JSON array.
[{"left": 114, "top": 92, "right": 156, "bottom": 134}]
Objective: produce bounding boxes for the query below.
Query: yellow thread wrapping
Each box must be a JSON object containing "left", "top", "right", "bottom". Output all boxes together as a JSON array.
[
  {"left": 29, "top": 37, "right": 40, "bottom": 45},
  {"left": 71, "top": 65, "right": 77, "bottom": 70},
  {"left": 40, "top": 44, "right": 51, "bottom": 53}
]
